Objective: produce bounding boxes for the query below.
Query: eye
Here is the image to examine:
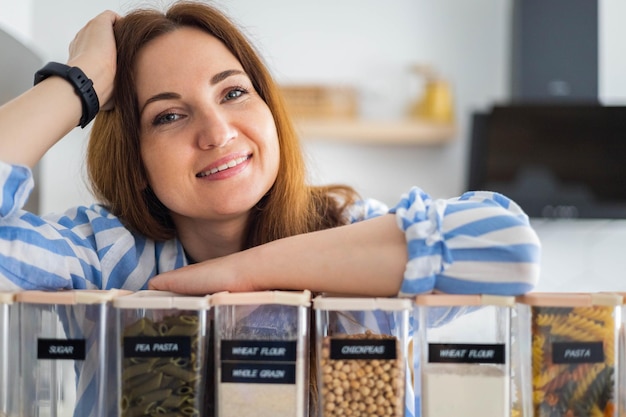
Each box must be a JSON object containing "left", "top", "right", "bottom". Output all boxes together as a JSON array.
[
  {"left": 153, "top": 112, "right": 185, "bottom": 126},
  {"left": 223, "top": 87, "right": 248, "bottom": 102}
]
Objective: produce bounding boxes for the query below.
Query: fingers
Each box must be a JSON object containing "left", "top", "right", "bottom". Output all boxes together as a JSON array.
[
  {"left": 68, "top": 10, "right": 120, "bottom": 60},
  {"left": 149, "top": 264, "right": 222, "bottom": 295},
  {"left": 68, "top": 10, "right": 120, "bottom": 111},
  {"left": 149, "top": 260, "right": 255, "bottom": 295}
]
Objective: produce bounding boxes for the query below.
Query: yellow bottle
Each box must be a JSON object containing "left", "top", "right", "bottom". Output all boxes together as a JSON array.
[{"left": 408, "top": 64, "right": 455, "bottom": 124}]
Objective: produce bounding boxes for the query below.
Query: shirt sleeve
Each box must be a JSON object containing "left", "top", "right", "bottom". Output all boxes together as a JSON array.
[
  {"left": 390, "top": 186, "right": 541, "bottom": 296},
  {"left": 0, "top": 161, "right": 185, "bottom": 291},
  {"left": 0, "top": 162, "right": 33, "bottom": 218}
]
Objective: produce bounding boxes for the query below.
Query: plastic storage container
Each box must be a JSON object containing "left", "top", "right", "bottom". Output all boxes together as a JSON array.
[
  {"left": 213, "top": 290, "right": 311, "bottom": 417},
  {"left": 114, "top": 290, "right": 211, "bottom": 417},
  {"left": 17, "top": 289, "right": 125, "bottom": 417},
  {"left": 313, "top": 296, "right": 411, "bottom": 417},
  {"left": 516, "top": 292, "right": 620, "bottom": 417},
  {"left": 0, "top": 292, "right": 18, "bottom": 417},
  {"left": 415, "top": 294, "right": 514, "bottom": 417}
]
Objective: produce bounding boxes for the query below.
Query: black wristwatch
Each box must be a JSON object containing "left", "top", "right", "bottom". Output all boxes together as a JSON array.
[{"left": 34, "top": 62, "right": 100, "bottom": 128}]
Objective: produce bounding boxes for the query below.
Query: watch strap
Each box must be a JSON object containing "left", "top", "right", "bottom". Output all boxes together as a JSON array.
[{"left": 34, "top": 62, "right": 100, "bottom": 128}]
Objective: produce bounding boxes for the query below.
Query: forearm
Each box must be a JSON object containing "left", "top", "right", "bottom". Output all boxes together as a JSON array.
[
  {"left": 0, "top": 77, "right": 81, "bottom": 167},
  {"left": 150, "top": 214, "right": 407, "bottom": 296},
  {"left": 0, "top": 10, "right": 117, "bottom": 169},
  {"left": 241, "top": 214, "right": 406, "bottom": 296}
]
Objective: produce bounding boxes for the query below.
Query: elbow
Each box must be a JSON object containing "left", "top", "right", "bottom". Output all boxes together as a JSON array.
[
  {"left": 434, "top": 224, "right": 542, "bottom": 296},
  {"left": 509, "top": 260, "right": 541, "bottom": 295},
  {"left": 490, "top": 223, "right": 542, "bottom": 295},
  {"left": 492, "top": 224, "right": 542, "bottom": 295}
]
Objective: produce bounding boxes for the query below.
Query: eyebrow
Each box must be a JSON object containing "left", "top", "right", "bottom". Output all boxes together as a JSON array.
[
  {"left": 211, "top": 69, "right": 245, "bottom": 85},
  {"left": 140, "top": 69, "right": 246, "bottom": 114},
  {"left": 141, "top": 92, "right": 181, "bottom": 114}
]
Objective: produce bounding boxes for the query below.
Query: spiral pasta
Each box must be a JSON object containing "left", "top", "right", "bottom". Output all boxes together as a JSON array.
[{"left": 531, "top": 305, "right": 616, "bottom": 417}]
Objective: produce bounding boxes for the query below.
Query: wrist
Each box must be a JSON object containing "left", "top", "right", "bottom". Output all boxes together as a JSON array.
[
  {"left": 34, "top": 62, "right": 100, "bottom": 128},
  {"left": 226, "top": 249, "right": 263, "bottom": 292}
]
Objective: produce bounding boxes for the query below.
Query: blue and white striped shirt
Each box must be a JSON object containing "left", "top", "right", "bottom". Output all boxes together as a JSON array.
[{"left": 0, "top": 161, "right": 541, "bottom": 417}]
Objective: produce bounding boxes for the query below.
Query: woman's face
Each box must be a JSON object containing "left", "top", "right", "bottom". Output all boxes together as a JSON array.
[{"left": 135, "top": 27, "right": 279, "bottom": 227}]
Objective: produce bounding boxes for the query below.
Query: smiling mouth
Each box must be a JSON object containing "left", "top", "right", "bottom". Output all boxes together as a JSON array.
[{"left": 196, "top": 155, "right": 251, "bottom": 178}]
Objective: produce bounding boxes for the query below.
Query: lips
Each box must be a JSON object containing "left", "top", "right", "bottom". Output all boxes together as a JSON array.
[{"left": 196, "top": 154, "right": 251, "bottom": 178}]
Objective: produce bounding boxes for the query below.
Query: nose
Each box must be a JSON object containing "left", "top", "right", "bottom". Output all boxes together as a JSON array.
[{"left": 196, "top": 106, "right": 237, "bottom": 149}]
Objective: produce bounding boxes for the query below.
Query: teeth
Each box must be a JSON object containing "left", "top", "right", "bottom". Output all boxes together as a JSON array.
[{"left": 198, "top": 156, "right": 249, "bottom": 177}]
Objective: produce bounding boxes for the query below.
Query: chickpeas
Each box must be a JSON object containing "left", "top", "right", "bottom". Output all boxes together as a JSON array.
[{"left": 320, "top": 332, "right": 404, "bottom": 417}]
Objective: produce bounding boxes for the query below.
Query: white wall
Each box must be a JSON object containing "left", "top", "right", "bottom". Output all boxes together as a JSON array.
[{"left": 0, "top": 0, "right": 33, "bottom": 44}]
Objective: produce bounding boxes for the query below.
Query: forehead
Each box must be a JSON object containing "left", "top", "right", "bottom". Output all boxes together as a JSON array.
[{"left": 134, "top": 26, "right": 244, "bottom": 94}]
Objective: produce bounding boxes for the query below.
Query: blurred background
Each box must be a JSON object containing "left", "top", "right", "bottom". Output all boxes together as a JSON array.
[{"left": 1, "top": 0, "right": 625, "bottom": 292}]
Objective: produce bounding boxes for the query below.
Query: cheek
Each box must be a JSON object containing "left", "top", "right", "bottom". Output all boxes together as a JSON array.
[
  {"left": 140, "top": 140, "right": 172, "bottom": 190},
  {"left": 259, "top": 113, "right": 280, "bottom": 173}
]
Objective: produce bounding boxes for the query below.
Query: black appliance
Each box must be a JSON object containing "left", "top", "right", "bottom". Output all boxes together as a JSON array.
[{"left": 468, "top": 104, "right": 626, "bottom": 218}]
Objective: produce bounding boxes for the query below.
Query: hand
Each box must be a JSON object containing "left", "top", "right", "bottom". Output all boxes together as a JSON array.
[
  {"left": 67, "top": 10, "right": 119, "bottom": 111},
  {"left": 148, "top": 256, "right": 257, "bottom": 295}
]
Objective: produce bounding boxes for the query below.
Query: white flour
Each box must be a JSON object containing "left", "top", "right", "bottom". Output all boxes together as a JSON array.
[
  {"left": 422, "top": 363, "right": 508, "bottom": 417},
  {"left": 218, "top": 383, "right": 302, "bottom": 417}
]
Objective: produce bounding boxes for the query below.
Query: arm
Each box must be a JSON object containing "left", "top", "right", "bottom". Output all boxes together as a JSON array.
[
  {"left": 0, "top": 10, "right": 118, "bottom": 168},
  {"left": 393, "top": 187, "right": 540, "bottom": 296},
  {"left": 150, "top": 213, "right": 407, "bottom": 296},
  {"left": 149, "top": 188, "right": 541, "bottom": 296}
]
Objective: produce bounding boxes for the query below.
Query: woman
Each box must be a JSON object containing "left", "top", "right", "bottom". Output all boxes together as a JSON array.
[{"left": 0, "top": 1, "right": 540, "bottom": 416}]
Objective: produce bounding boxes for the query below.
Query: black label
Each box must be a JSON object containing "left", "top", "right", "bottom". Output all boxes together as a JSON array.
[
  {"left": 552, "top": 341, "right": 604, "bottom": 364},
  {"left": 123, "top": 336, "right": 191, "bottom": 358},
  {"left": 37, "top": 339, "right": 86, "bottom": 360},
  {"left": 330, "top": 338, "right": 397, "bottom": 360},
  {"left": 221, "top": 340, "right": 297, "bottom": 362},
  {"left": 221, "top": 362, "right": 296, "bottom": 384},
  {"left": 428, "top": 343, "right": 506, "bottom": 364}
]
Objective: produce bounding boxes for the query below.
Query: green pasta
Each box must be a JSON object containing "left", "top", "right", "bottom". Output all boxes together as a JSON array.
[
  {"left": 170, "top": 357, "right": 189, "bottom": 367},
  {"left": 135, "top": 389, "right": 173, "bottom": 406},
  {"left": 166, "top": 324, "right": 199, "bottom": 336},
  {"left": 120, "top": 313, "right": 209, "bottom": 417},
  {"left": 161, "top": 362, "right": 200, "bottom": 382},
  {"left": 160, "top": 394, "right": 189, "bottom": 409},
  {"left": 129, "top": 372, "right": 163, "bottom": 397},
  {"left": 124, "top": 317, "right": 153, "bottom": 336},
  {"left": 125, "top": 400, "right": 158, "bottom": 416},
  {"left": 181, "top": 406, "right": 200, "bottom": 416},
  {"left": 176, "top": 386, "right": 194, "bottom": 396},
  {"left": 158, "top": 322, "right": 169, "bottom": 336},
  {"left": 125, "top": 368, "right": 159, "bottom": 390},
  {"left": 123, "top": 361, "right": 157, "bottom": 381}
]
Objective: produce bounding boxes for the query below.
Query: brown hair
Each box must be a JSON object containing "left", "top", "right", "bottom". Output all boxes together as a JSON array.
[
  {"left": 85, "top": 1, "right": 359, "bottom": 413},
  {"left": 87, "top": 0, "right": 358, "bottom": 244}
]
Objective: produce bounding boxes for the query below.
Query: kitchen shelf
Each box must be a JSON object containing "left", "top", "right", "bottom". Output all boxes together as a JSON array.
[{"left": 294, "top": 118, "right": 456, "bottom": 145}]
